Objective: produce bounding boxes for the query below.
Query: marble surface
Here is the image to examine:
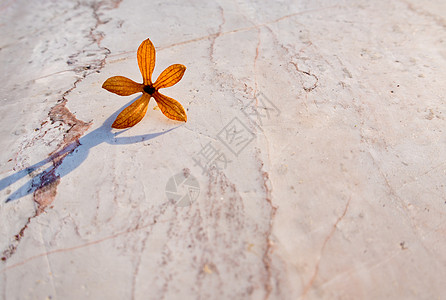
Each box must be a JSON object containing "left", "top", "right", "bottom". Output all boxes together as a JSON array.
[{"left": 1, "top": 0, "right": 445, "bottom": 299}]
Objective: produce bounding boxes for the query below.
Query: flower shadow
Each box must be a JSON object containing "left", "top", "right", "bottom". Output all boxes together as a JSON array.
[{"left": 1, "top": 95, "right": 179, "bottom": 203}]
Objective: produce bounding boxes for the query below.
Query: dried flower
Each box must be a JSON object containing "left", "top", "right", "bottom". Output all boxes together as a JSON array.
[{"left": 102, "top": 38, "right": 187, "bottom": 128}]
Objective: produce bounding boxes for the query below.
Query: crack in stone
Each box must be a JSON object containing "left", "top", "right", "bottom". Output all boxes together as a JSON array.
[
  {"left": 158, "top": 6, "right": 339, "bottom": 52},
  {"left": 301, "top": 197, "right": 351, "bottom": 298},
  {"left": 1, "top": 216, "right": 169, "bottom": 274},
  {"left": 255, "top": 149, "right": 278, "bottom": 300},
  {"left": 1, "top": 0, "right": 122, "bottom": 262}
]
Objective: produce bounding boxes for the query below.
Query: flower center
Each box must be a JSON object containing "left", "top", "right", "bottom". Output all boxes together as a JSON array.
[{"left": 143, "top": 85, "right": 156, "bottom": 95}]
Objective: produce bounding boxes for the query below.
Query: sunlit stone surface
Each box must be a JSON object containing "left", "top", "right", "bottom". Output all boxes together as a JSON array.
[{"left": 1, "top": 0, "right": 445, "bottom": 299}]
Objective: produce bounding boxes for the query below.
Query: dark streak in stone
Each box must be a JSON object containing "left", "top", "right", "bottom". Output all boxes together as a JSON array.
[
  {"left": 1, "top": 0, "right": 124, "bottom": 263},
  {"left": 254, "top": 149, "right": 278, "bottom": 300}
]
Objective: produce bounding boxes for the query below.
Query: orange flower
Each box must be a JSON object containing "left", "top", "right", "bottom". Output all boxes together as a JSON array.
[{"left": 102, "top": 38, "right": 187, "bottom": 129}]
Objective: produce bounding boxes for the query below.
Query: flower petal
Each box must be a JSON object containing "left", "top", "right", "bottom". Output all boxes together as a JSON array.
[
  {"left": 153, "top": 64, "right": 186, "bottom": 89},
  {"left": 102, "top": 76, "right": 143, "bottom": 96},
  {"left": 137, "top": 38, "right": 156, "bottom": 85},
  {"left": 112, "top": 93, "right": 151, "bottom": 129},
  {"left": 153, "top": 91, "right": 187, "bottom": 122}
]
